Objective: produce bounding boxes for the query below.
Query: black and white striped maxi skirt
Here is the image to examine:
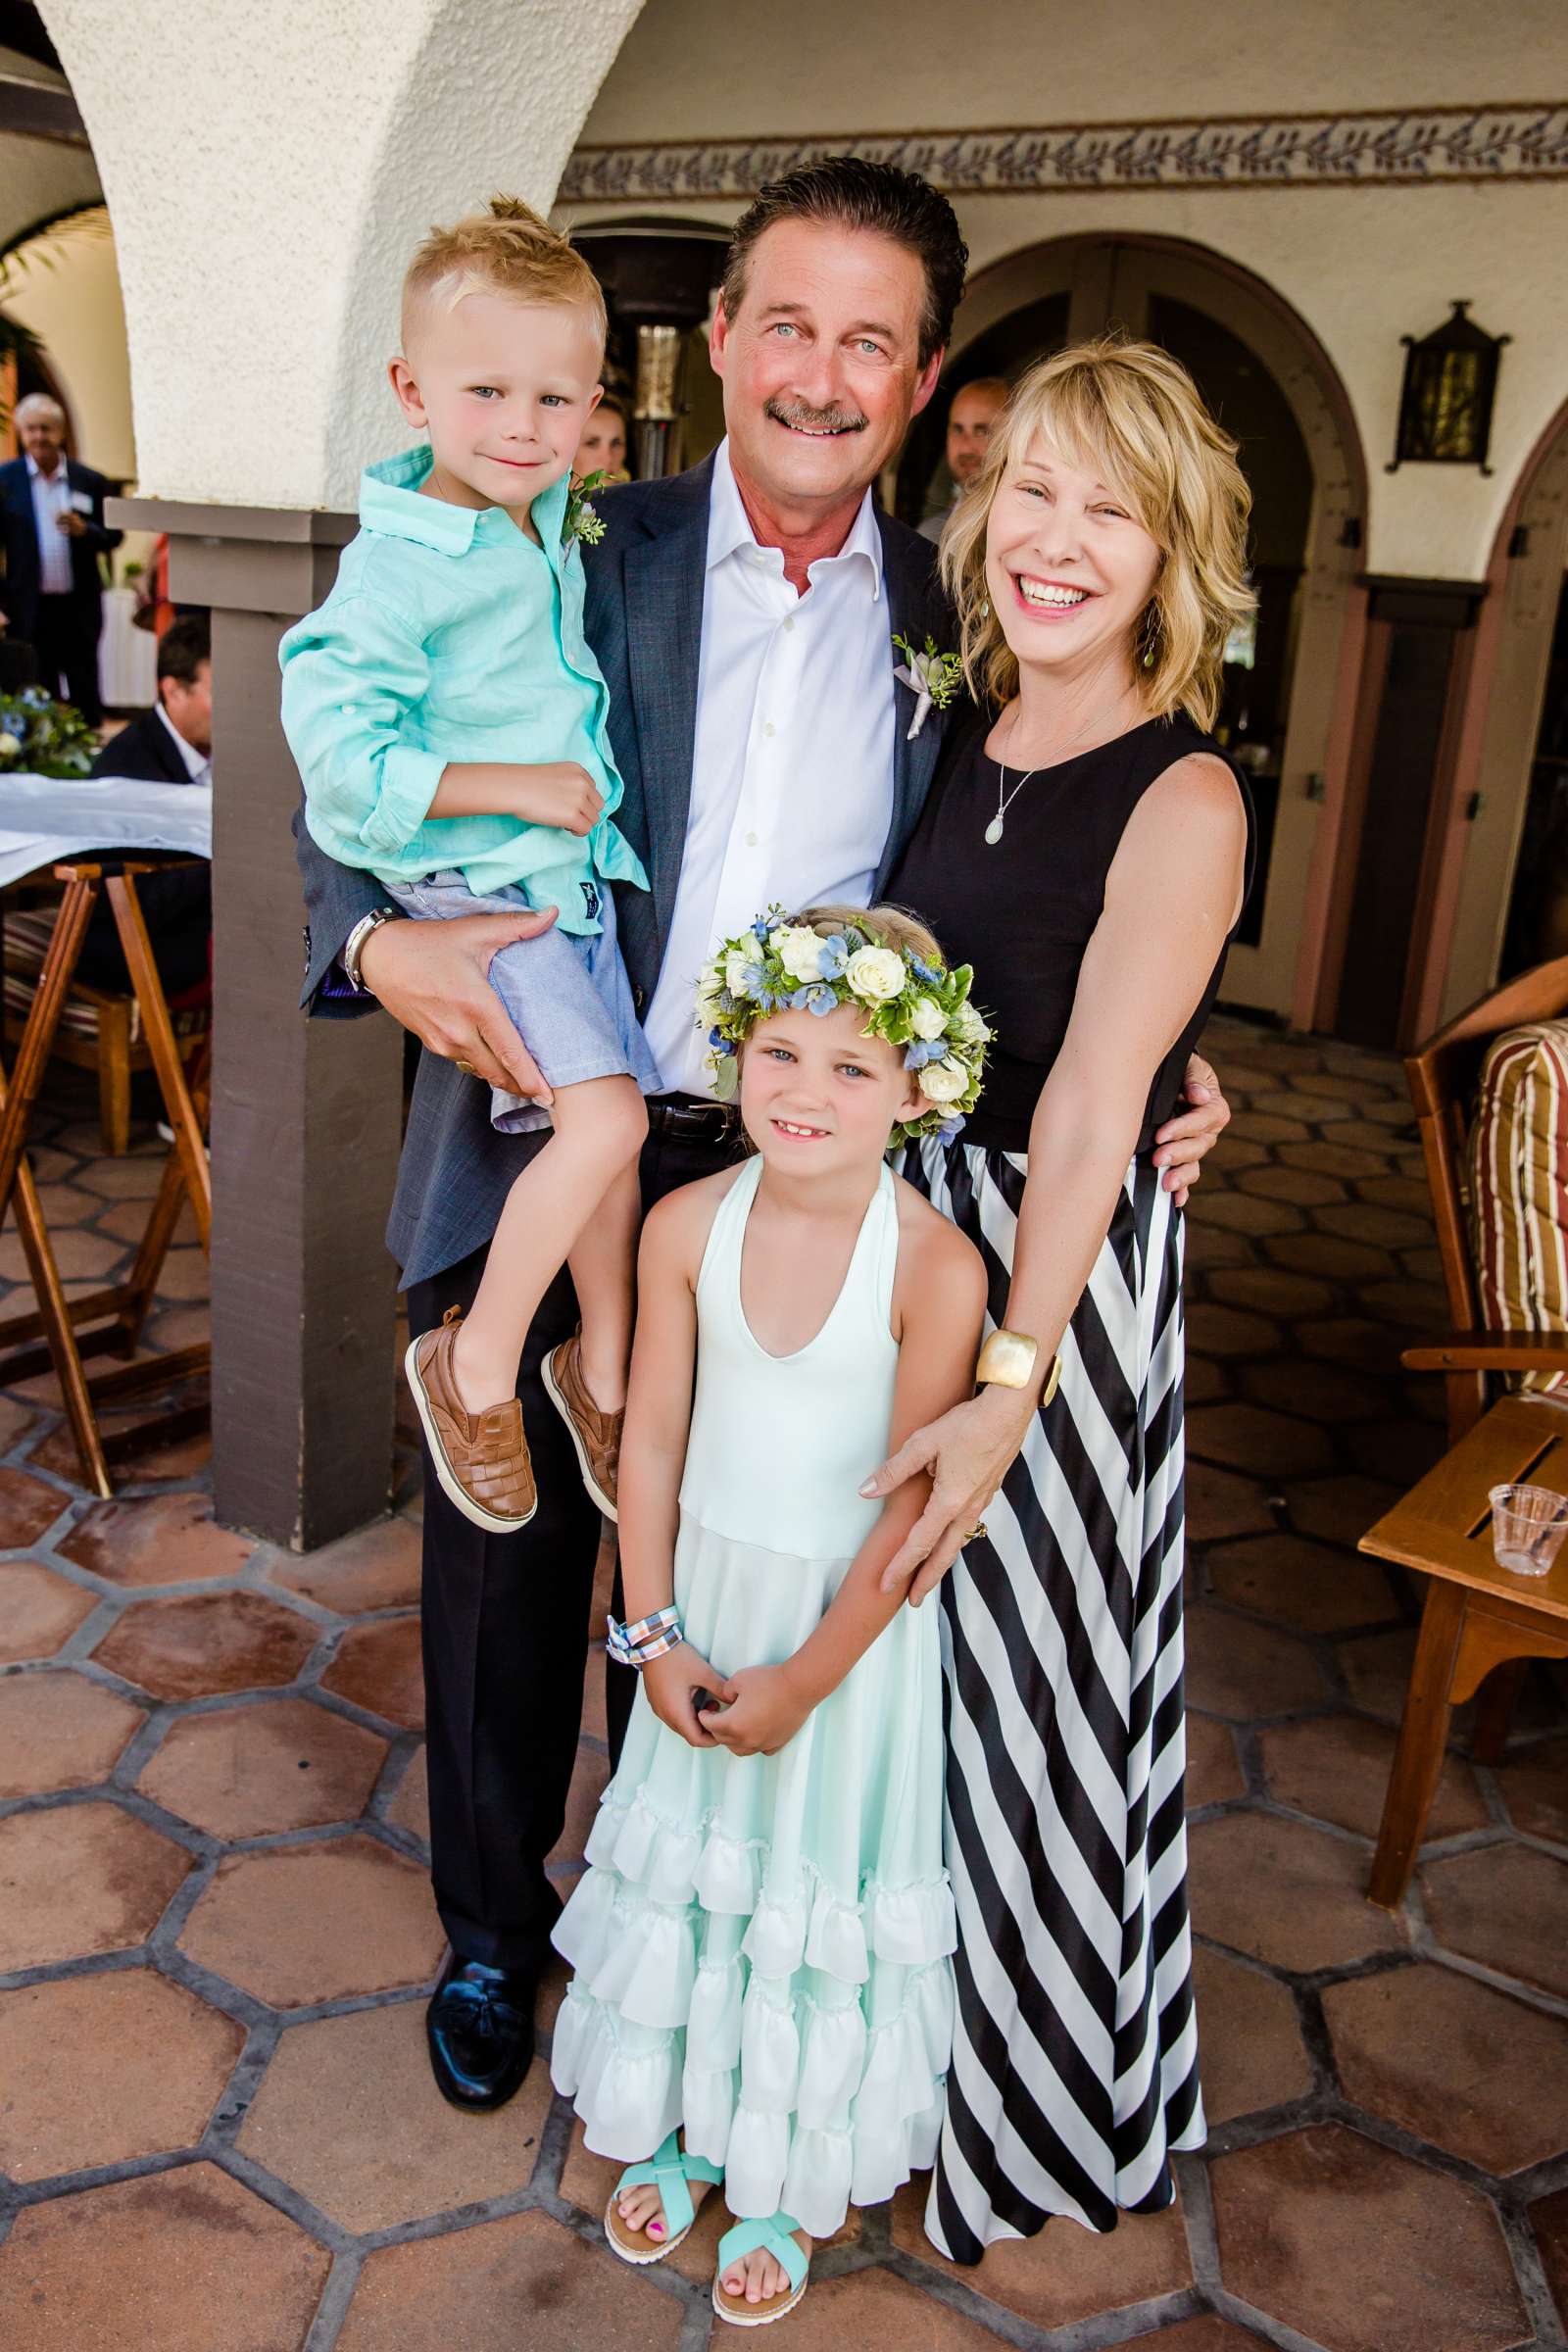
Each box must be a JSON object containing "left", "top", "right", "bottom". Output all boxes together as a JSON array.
[{"left": 898, "top": 1139, "right": 1204, "bottom": 2264}]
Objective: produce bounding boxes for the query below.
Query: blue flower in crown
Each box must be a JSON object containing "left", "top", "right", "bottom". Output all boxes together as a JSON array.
[{"left": 694, "top": 904, "right": 993, "bottom": 1149}]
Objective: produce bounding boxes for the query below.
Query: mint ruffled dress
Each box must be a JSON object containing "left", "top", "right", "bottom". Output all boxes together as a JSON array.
[{"left": 552, "top": 1158, "right": 956, "bottom": 2239}]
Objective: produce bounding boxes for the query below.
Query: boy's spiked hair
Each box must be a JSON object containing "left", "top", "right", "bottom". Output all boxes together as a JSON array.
[{"left": 402, "top": 195, "right": 607, "bottom": 347}]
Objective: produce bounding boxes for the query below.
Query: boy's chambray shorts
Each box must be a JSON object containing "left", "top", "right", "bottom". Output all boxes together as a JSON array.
[{"left": 386, "top": 869, "right": 661, "bottom": 1135}]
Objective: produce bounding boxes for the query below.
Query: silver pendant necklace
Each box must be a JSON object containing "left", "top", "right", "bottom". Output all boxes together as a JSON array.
[{"left": 984, "top": 705, "right": 1109, "bottom": 846}]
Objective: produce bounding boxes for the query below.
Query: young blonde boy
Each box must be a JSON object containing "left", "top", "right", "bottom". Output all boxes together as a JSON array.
[{"left": 281, "top": 198, "right": 658, "bottom": 1534}]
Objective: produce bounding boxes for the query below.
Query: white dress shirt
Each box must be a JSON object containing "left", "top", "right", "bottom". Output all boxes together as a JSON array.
[
  {"left": 155, "top": 700, "right": 212, "bottom": 785},
  {"left": 644, "top": 439, "right": 898, "bottom": 1097},
  {"left": 26, "top": 455, "right": 74, "bottom": 597}
]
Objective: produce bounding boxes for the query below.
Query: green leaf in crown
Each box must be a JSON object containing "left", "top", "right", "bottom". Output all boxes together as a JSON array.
[{"left": 696, "top": 905, "right": 994, "bottom": 1150}]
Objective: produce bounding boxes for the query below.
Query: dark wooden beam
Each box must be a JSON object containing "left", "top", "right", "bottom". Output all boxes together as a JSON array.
[
  {"left": 0, "top": 70, "right": 85, "bottom": 147},
  {"left": 110, "top": 494, "right": 402, "bottom": 1552}
]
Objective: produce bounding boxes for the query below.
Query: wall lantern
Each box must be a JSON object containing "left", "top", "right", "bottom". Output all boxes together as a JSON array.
[{"left": 1388, "top": 301, "right": 1509, "bottom": 474}]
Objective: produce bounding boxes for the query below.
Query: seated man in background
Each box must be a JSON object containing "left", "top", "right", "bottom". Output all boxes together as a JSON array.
[{"left": 76, "top": 613, "right": 213, "bottom": 1001}]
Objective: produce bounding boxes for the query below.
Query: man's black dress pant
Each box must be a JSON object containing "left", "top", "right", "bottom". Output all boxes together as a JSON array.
[
  {"left": 406, "top": 1115, "right": 739, "bottom": 1975},
  {"left": 33, "top": 593, "right": 102, "bottom": 725}
]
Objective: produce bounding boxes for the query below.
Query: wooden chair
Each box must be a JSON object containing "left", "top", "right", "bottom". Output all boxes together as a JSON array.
[
  {"left": 1369, "top": 956, "right": 1568, "bottom": 1800},
  {"left": 2, "top": 898, "right": 211, "bottom": 1154},
  {"left": 1401, "top": 952, "right": 1568, "bottom": 1442}
]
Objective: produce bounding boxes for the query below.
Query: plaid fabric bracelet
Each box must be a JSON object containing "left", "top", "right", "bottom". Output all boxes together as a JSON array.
[{"left": 606, "top": 1605, "right": 684, "bottom": 1669}]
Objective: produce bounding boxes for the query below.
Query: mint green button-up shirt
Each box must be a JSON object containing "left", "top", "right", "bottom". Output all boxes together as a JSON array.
[{"left": 279, "top": 447, "right": 647, "bottom": 933}]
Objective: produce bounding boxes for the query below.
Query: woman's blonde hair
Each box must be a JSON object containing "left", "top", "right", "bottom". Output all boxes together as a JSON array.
[{"left": 938, "top": 337, "right": 1253, "bottom": 731}]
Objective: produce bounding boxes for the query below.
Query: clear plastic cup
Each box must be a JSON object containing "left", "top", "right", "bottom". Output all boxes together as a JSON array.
[{"left": 1488, "top": 1483, "right": 1568, "bottom": 1577}]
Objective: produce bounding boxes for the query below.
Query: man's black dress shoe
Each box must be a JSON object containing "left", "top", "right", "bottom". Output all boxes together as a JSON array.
[{"left": 426, "top": 1953, "right": 537, "bottom": 2111}]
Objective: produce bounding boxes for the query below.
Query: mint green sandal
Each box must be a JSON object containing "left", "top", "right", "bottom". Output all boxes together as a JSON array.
[
  {"left": 711, "top": 2209, "right": 810, "bottom": 2328},
  {"left": 604, "top": 2131, "right": 724, "bottom": 2266}
]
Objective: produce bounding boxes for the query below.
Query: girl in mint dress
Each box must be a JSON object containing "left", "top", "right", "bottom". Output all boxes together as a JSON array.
[{"left": 552, "top": 904, "right": 989, "bottom": 2327}]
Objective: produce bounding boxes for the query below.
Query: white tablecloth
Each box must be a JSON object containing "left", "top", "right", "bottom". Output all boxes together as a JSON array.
[
  {"left": 0, "top": 773, "right": 211, "bottom": 889},
  {"left": 99, "top": 586, "right": 159, "bottom": 711}
]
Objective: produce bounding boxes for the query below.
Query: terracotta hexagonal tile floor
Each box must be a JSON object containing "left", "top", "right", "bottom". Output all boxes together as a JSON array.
[
  {"left": 178, "top": 1834, "right": 444, "bottom": 2006},
  {"left": 137, "top": 1695, "right": 388, "bottom": 1838},
  {"left": 0, "top": 1466, "right": 71, "bottom": 1546},
  {"left": 0, "top": 1800, "right": 191, "bottom": 1971},
  {"left": 320, "top": 1614, "right": 425, "bottom": 1728},
  {"left": 268, "top": 1512, "right": 422, "bottom": 1615},
  {"left": 0, "top": 2164, "right": 330, "bottom": 2352},
  {"left": 11, "top": 1026, "right": 1568, "bottom": 2350},
  {"left": 91, "top": 1589, "right": 318, "bottom": 1700},
  {"left": 0, "top": 1560, "right": 98, "bottom": 1662},
  {"left": 1324, "top": 1961, "right": 1568, "bottom": 2174},
  {"left": 1209, "top": 2124, "right": 1526, "bottom": 2352},
  {"left": 0, "top": 1668, "right": 144, "bottom": 1797},
  {"left": 890, "top": 2175, "right": 1191, "bottom": 2329},
  {"left": 58, "top": 1492, "right": 255, "bottom": 1587},
  {"left": 1188, "top": 1813, "right": 1405, "bottom": 1973},
  {"left": 0, "top": 1967, "right": 244, "bottom": 2180},
  {"left": 1260, "top": 1714, "right": 1486, "bottom": 1844},
  {"left": 1422, "top": 1844, "right": 1568, "bottom": 1999},
  {"left": 237, "top": 1998, "right": 548, "bottom": 2230},
  {"left": 1203, "top": 1534, "right": 1396, "bottom": 1636},
  {"left": 1192, "top": 1944, "right": 1312, "bottom": 2124},
  {"left": 333, "top": 2209, "right": 685, "bottom": 2352}
]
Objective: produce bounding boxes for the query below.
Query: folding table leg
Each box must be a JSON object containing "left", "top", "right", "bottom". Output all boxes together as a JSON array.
[
  {"left": 1368, "top": 1579, "right": 1467, "bottom": 1909},
  {"left": 105, "top": 872, "right": 211, "bottom": 1249}
]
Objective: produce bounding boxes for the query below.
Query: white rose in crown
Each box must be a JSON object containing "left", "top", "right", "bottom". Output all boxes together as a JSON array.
[
  {"left": 771, "top": 924, "right": 828, "bottom": 985},
  {"left": 909, "top": 996, "right": 947, "bottom": 1041},
  {"left": 917, "top": 1056, "right": 970, "bottom": 1104},
  {"left": 954, "top": 1000, "right": 992, "bottom": 1046},
  {"left": 844, "top": 945, "right": 906, "bottom": 1003},
  {"left": 724, "top": 947, "right": 754, "bottom": 996}
]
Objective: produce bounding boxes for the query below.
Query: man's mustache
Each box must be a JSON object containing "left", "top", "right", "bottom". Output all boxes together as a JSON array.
[{"left": 764, "top": 396, "right": 869, "bottom": 436}]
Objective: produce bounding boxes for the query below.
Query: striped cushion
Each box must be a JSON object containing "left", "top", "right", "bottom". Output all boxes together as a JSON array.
[
  {"left": 1470, "top": 1020, "right": 1568, "bottom": 1396},
  {"left": 2, "top": 907, "right": 208, "bottom": 1051}
]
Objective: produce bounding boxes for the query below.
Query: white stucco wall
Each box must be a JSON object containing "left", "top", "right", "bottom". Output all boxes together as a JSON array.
[
  {"left": 569, "top": 0, "right": 1568, "bottom": 580},
  {"left": 38, "top": 0, "right": 645, "bottom": 511}
]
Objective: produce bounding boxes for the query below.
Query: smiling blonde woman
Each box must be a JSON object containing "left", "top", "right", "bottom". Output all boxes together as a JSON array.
[{"left": 868, "top": 336, "right": 1255, "bottom": 2263}]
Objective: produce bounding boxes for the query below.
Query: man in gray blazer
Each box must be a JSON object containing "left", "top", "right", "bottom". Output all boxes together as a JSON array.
[{"left": 294, "top": 159, "right": 1229, "bottom": 2112}]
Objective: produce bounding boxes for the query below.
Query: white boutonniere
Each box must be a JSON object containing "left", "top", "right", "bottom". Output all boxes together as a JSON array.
[
  {"left": 565, "top": 468, "right": 608, "bottom": 547},
  {"left": 892, "top": 631, "right": 963, "bottom": 739}
]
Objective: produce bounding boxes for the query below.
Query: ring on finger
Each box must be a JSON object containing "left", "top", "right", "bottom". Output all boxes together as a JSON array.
[
  {"left": 454, "top": 1057, "right": 477, "bottom": 1078},
  {"left": 965, "top": 1522, "right": 988, "bottom": 1543}
]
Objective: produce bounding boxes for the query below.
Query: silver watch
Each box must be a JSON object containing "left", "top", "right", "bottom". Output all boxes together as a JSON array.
[{"left": 342, "top": 906, "right": 397, "bottom": 995}]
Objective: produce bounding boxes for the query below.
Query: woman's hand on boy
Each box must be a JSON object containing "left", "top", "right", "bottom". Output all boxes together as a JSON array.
[
  {"left": 702, "top": 1664, "right": 811, "bottom": 1759},
  {"left": 643, "top": 1645, "right": 729, "bottom": 1748},
  {"left": 357, "top": 906, "right": 558, "bottom": 1102}
]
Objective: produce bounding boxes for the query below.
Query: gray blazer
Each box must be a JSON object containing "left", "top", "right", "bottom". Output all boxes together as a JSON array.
[{"left": 292, "top": 453, "right": 958, "bottom": 1290}]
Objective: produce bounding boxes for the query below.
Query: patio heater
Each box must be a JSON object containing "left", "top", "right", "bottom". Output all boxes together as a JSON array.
[{"left": 572, "top": 223, "right": 726, "bottom": 479}]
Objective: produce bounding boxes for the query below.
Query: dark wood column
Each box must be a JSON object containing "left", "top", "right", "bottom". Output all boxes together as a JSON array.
[
  {"left": 111, "top": 497, "right": 404, "bottom": 1550},
  {"left": 1333, "top": 574, "right": 1488, "bottom": 1051}
]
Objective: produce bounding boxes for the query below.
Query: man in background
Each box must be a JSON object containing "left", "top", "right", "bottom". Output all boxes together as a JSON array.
[
  {"left": 0, "top": 393, "right": 121, "bottom": 723},
  {"left": 918, "top": 373, "right": 1008, "bottom": 543},
  {"left": 77, "top": 613, "right": 212, "bottom": 1000}
]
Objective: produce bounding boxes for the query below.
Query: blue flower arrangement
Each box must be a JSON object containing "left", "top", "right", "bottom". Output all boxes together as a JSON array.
[
  {"left": 0, "top": 684, "right": 97, "bottom": 779},
  {"left": 698, "top": 906, "right": 993, "bottom": 1148}
]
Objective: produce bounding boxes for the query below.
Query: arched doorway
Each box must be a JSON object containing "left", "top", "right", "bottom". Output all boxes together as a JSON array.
[
  {"left": 1433, "top": 402, "right": 1568, "bottom": 1023},
  {"left": 902, "top": 233, "right": 1368, "bottom": 1026}
]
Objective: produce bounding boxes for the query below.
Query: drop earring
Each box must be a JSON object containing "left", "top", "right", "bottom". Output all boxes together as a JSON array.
[{"left": 980, "top": 599, "right": 991, "bottom": 619}]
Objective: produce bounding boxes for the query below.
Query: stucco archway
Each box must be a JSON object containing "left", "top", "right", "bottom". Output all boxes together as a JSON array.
[
  {"left": 908, "top": 230, "right": 1369, "bottom": 1026},
  {"left": 36, "top": 0, "right": 649, "bottom": 510},
  {"left": 1430, "top": 399, "right": 1568, "bottom": 1025}
]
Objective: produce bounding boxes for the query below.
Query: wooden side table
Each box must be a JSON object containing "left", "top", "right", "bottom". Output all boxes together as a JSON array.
[
  {"left": 0, "top": 857, "right": 211, "bottom": 1494},
  {"left": 1359, "top": 1393, "right": 1568, "bottom": 1907}
]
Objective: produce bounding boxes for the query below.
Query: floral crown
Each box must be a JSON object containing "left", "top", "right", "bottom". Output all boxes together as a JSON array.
[{"left": 698, "top": 908, "right": 992, "bottom": 1148}]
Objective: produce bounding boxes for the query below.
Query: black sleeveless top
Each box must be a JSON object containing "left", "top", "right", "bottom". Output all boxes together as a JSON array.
[{"left": 888, "top": 706, "right": 1255, "bottom": 1157}]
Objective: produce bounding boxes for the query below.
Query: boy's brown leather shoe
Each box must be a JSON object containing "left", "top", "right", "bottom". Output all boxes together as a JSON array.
[
  {"left": 405, "top": 1308, "right": 537, "bottom": 1534},
  {"left": 544, "top": 1329, "right": 622, "bottom": 1521}
]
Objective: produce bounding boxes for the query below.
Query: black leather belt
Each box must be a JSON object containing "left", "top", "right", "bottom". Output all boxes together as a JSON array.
[{"left": 648, "top": 1093, "right": 731, "bottom": 1144}]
